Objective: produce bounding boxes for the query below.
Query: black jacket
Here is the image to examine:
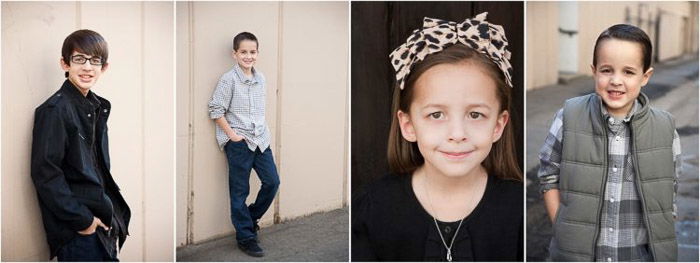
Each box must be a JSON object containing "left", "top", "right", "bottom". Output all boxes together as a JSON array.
[{"left": 30, "top": 80, "right": 130, "bottom": 259}]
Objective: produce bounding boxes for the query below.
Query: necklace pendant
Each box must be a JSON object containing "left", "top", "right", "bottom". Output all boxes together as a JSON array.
[{"left": 447, "top": 249, "right": 452, "bottom": 262}]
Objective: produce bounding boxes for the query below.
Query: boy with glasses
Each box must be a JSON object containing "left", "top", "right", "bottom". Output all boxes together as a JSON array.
[{"left": 31, "top": 29, "right": 130, "bottom": 261}]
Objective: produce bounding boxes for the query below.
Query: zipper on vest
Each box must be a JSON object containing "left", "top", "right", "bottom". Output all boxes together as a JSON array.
[
  {"left": 629, "top": 127, "right": 657, "bottom": 260},
  {"left": 591, "top": 125, "right": 609, "bottom": 261}
]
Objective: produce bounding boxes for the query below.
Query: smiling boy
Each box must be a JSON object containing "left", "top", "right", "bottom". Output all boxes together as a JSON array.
[
  {"left": 208, "top": 32, "right": 280, "bottom": 258},
  {"left": 538, "top": 24, "right": 681, "bottom": 261},
  {"left": 31, "top": 29, "right": 130, "bottom": 261}
]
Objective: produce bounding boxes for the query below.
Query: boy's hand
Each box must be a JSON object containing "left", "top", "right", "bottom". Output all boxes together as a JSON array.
[
  {"left": 215, "top": 117, "right": 244, "bottom": 142},
  {"left": 227, "top": 131, "right": 244, "bottom": 142},
  {"left": 77, "top": 216, "right": 109, "bottom": 235},
  {"left": 543, "top": 189, "right": 561, "bottom": 224}
]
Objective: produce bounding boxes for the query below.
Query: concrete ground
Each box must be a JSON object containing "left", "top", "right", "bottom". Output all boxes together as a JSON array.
[
  {"left": 526, "top": 55, "right": 699, "bottom": 261},
  {"left": 176, "top": 208, "right": 348, "bottom": 262}
]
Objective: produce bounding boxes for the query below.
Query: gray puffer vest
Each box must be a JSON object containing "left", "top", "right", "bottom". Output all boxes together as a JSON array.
[{"left": 549, "top": 93, "right": 677, "bottom": 261}]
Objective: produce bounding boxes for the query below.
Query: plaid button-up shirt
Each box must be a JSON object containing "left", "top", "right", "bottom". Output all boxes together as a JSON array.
[
  {"left": 538, "top": 99, "right": 681, "bottom": 262},
  {"left": 208, "top": 63, "right": 271, "bottom": 151}
]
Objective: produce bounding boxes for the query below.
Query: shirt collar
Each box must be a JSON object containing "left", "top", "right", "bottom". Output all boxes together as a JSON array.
[
  {"left": 600, "top": 97, "right": 639, "bottom": 124},
  {"left": 60, "top": 79, "right": 102, "bottom": 111},
  {"left": 233, "top": 63, "right": 260, "bottom": 86}
]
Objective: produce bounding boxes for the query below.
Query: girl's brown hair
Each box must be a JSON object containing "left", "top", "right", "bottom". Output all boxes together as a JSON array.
[{"left": 387, "top": 44, "right": 522, "bottom": 181}]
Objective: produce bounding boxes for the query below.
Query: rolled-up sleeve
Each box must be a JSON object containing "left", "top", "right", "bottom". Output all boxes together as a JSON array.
[
  {"left": 208, "top": 75, "right": 232, "bottom": 119},
  {"left": 538, "top": 108, "right": 564, "bottom": 193}
]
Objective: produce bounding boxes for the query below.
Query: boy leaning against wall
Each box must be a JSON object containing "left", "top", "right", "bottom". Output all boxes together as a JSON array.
[{"left": 31, "top": 29, "right": 130, "bottom": 261}]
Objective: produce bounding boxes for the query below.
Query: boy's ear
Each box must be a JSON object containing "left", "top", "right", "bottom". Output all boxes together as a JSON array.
[
  {"left": 641, "top": 67, "right": 654, "bottom": 87},
  {"left": 101, "top": 62, "right": 109, "bottom": 73},
  {"left": 492, "top": 110, "right": 509, "bottom": 143},
  {"left": 60, "top": 57, "right": 70, "bottom": 71},
  {"left": 397, "top": 110, "right": 417, "bottom": 142},
  {"left": 231, "top": 50, "right": 236, "bottom": 59},
  {"left": 590, "top": 64, "right": 596, "bottom": 75}
]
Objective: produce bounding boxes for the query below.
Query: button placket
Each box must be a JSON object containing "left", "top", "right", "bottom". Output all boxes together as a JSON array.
[
  {"left": 624, "top": 156, "right": 634, "bottom": 181},
  {"left": 246, "top": 87, "right": 253, "bottom": 129}
]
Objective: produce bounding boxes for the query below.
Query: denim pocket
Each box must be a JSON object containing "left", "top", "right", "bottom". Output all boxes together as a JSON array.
[
  {"left": 58, "top": 232, "right": 103, "bottom": 261},
  {"left": 225, "top": 138, "right": 247, "bottom": 152}
]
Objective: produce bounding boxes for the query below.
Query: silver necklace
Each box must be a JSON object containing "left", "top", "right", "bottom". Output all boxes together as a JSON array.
[
  {"left": 422, "top": 173, "right": 474, "bottom": 262},
  {"left": 432, "top": 215, "right": 464, "bottom": 261}
]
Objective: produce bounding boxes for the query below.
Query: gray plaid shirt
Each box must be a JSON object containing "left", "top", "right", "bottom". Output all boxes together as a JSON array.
[
  {"left": 538, "top": 99, "right": 681, "bottom": 262},
  {"left": 208, "top": 63, "right": 271, "bottom": 151}
]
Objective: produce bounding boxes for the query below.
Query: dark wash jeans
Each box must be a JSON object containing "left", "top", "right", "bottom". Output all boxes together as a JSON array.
[
  {"left": 56, "top": 230, "right": 117, "bottom": 262},
  {"left": 225, "top": 139, "right": 280, "bottom": 242}
]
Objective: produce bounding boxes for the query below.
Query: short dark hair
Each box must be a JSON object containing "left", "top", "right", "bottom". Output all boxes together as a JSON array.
[
  {"left": 61, "top": 29, "right": 108, "bottom": 77},
  {"left": 232, "top": 32, "right": 258, "bottom": 51},
  {"left": 593, "top": 24, "right": 652, "bottom": 71}
]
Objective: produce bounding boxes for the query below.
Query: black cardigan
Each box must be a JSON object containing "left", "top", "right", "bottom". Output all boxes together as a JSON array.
[{"left": 351, "top": 174, "right": 523, "bottom": 261}]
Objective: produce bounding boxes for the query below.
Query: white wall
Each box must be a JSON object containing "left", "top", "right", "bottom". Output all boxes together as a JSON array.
[
  {"left": 176, "top": 1, "right": 348, "bottom": 246},
  {"left": 527, "top": 2, "right": 560, "bottom": 90},
  {"left": 1, "top": 1, "right": 174, "bottom": 261}
]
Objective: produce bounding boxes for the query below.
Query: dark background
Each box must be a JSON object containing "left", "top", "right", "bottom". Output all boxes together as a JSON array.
[{"left": 351, "top": 1, "right": 524, "bottom": 193}]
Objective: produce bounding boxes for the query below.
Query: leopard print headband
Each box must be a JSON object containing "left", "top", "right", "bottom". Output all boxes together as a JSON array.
[{"left": 389, "top": 12, "right": 513, "bottom": 90}]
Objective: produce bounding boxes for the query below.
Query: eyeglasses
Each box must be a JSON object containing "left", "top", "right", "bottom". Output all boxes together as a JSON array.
[{"left": 71, "top": 55, "right": 103, "bottom": 66}]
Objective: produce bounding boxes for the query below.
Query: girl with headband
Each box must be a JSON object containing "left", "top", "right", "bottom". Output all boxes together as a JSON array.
[{"left": 352, "top": 13, "right": 523, "bottom": 261}]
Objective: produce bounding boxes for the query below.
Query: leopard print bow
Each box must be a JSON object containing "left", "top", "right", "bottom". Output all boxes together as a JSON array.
[{"left": 389, "top": 12, "right": 513, "bottom": 90}]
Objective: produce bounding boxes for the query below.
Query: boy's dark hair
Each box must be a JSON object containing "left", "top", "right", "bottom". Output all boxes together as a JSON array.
[
  {"left": 387, "top": 44, "right": 522, "bottom": 182},
  {"left": 593, "top": 24, "right": 652, "bottom": 71},
  {"left": 233, "top": 32, "right": 258, "bottom": 51},
  {"left": 61, "top": 29, "right": 109, "bottom": 77}
]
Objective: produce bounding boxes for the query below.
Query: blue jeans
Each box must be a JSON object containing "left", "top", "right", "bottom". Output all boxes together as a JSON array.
[
  {"left": 56, "top": 231, "right": 117, "bottom": 261},
  {"left": 225, "top": 139, "right": 280, "bottom": 242}
]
